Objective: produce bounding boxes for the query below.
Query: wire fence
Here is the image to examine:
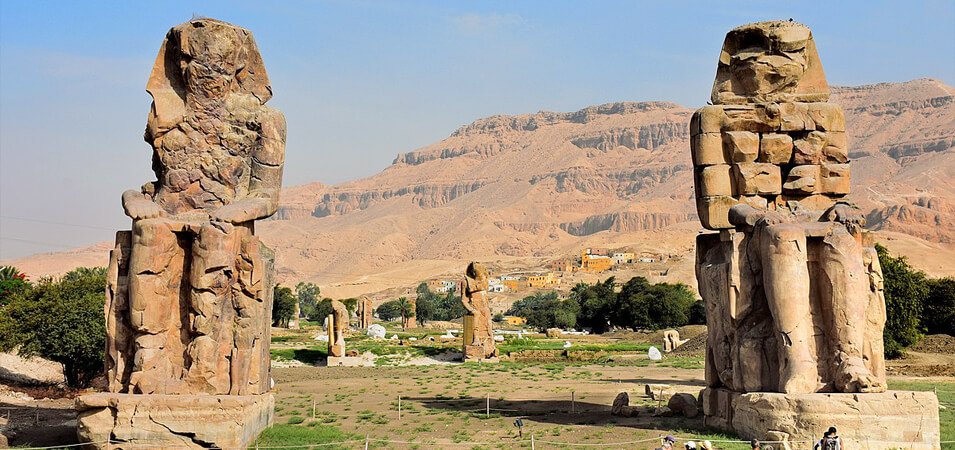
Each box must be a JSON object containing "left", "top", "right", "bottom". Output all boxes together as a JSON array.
[{"left": 3, "top": 395, "right": 950, "bottom": 449}]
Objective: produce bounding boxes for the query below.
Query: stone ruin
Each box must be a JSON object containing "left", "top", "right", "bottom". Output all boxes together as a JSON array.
[
  {"left": 75, "top": 18, "right": 284, "bottom": 448},
  {"left": 662, "top": 329, "right": 688, "bottom": 353},
  {"left": 357, "top": 296, "right": 373, "bottom": 329},
  {"left": 693, "top": 21, "right": 940, "bottom": 448},
  {"left": 460, "top": 262, "right": 498, "bottom": 361}
]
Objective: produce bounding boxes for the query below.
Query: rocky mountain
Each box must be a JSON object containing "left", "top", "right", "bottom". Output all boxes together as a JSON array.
[{"left": 6, "top": 79, "right": 955, "bottom": 296}]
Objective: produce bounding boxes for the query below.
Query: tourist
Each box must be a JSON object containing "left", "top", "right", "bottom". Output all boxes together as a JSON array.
[
  {"left": 685, "top": 441, "right": 697, "bottom": 450},
  {"left": 818, "top": 427, "right": 842, "bottom": 450},
  {"left": 655, "top": 435, "right": 678, "bottom": 450},
  {"left": 700, "top": 441, "right": 714, "bottom": 450},
  {"left": 750, "top": 439, "right": 760, "bottom": 450}
]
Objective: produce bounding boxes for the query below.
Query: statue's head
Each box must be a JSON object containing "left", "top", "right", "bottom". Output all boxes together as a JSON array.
[
  {"left": 146, "top": 18, "right": 272, "bottom": 135},
  {"left": 466, "top": 262, "right": 489, "bottom": 289},
  {"left": 711, "top": 21, "right": 828, "bottom": 104}
]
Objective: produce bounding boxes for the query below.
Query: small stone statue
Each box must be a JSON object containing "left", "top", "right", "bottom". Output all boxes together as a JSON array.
[{"left": 328, "top": 300, "right": 348, "bottom": 357}]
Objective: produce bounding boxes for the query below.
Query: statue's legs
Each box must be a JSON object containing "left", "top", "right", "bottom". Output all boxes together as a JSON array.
[
  {"left": 759, "top": 224, "right": 818, "bottom": 394},
  {"left": 819, "top": 227, "right": 886, "bottom": 392},
  {"left": 186, "top": 221, "right": 240, "bottom": 394},
  {"left": 127, "top": 218, "right": 187, "bottom": 394}
]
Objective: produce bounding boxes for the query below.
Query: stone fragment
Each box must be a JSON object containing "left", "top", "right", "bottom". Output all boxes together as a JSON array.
[
  {"left": 357, "top": 297, "right": 373, "bottom": 329},
  {"left": 647, "top": 346, "right": 662, "bottom": 361},
  {"left": 328, "top": 300, "right": 348, "bottom": 357},
  {"left": 645, "top": 384, "right": 674, "bottom": 401},
  {"left": 723, "top": 131, "right": 759, "bottom": 162},
  {"left": 793, "top": 131, "right": 829, "bottom": 164},
  {"left": 719, "top": 106, "right": 780, "bottom": 132},
  {"left": 808, "top": 102, "right": 846, "bottom": 131},
  {"left": 739, "top": 195, "right": 769, "bottom": 210},
  {"left": 779, "top": 102, "right": 815, "bottom": 131},
  {"left": 663, "top": 330, "right": 689, "bottom": 352},
  {"left": 783, "top": 165, "right": 820, "bottom": 194},
  {"left": 367, "top": 324, "right": 386, "bottom": 339},
  {"left": 823, "top": 131, "right": 848, "bottom": 163},
  {"left": 691, "top": 133, "right": 727, "bottom": 166},
  {"left": 667, "top": 393, "right": 700, "bottom": 418},
  {"left": 759, "top": 133, "right": 793, "bottom": 163},
  {"left": 697, "top": 165, "right": 734, "bottom": 197},
  {"left": 734, "top": 163, "right": 781, "bottom": 195},
  {"left": 545, "top": 328, "right": 563, "bottom": 338},
  {"left": 820, "top": 163, "right": 851, "bottom": 195},
  {"left": 691, "top": 106, "right": 722, "bottom": 134},
  {"left": 696, "top": 196, "right": 738, "bottom": 229}
]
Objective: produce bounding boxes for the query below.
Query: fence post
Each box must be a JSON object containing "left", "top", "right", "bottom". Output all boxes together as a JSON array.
[
  {"left": 531, "top": 433, "right": 536, "bottom": 450},
  {"left": 365, "top": 433, "right": 370, "bottom": 450},
  {"left": 486, "top": 393, "right": 490, "bottom": 417},
  {"left": 398, "top": 395, "right": 402, "bottom": 421},
  {"left": 312, "top": 395, "right": 316, "bottom": 419},
  {"left": 571, "top": 391, "right": 575, "bottom": 414}
]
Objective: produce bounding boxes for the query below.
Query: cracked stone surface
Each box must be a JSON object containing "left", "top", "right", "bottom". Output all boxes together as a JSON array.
[{"left": 77, "top": 17, "right": 282, "bottom": 449}]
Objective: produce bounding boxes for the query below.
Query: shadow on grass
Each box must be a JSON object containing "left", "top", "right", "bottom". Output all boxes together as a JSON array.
[{"left": 0, "top": 400, "right": 78, "bottom": 447}]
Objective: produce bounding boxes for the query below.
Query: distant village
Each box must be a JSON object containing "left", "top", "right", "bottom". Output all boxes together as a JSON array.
[{"left": 424, "top": 247, "right": 672, "bottom": 295}]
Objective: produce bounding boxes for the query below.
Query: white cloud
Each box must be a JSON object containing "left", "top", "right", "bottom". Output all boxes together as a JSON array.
[{"left": 448, "top": 12, "right": 525, "bottom": 33}]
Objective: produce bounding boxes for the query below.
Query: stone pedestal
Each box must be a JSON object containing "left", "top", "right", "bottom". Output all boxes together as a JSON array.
[
  {"left": 326, "top": 356, "right": 371, "bottom": 367},
  {"left": 76, "top": 392, "right": 274, "bottom": 449},
  {"left": 702, "top": 388, "right": 941, "bottom": 450}
]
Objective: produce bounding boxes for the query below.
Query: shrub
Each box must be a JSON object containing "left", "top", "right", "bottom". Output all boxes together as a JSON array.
[{"left": 618, "top": 282, "right": 696, "bottom": 331}]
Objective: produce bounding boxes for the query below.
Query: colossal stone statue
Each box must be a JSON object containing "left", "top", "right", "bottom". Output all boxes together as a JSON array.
[
  {"left": 76, "top": 18, "right": 283, "bottom": 448},
  {"left": 460, "top": 262, "right": 498, "bottom": 361},
  {"left": 693, "top": 21, "right": 939, "bottom": 448},
  {"left": 328, "top": 299, "right": 348, "bottom": 358}
]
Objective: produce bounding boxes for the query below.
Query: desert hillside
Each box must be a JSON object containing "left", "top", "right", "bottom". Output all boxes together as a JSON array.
[{"left": 6, "top": 79, "right": 955, "bottom": 297}]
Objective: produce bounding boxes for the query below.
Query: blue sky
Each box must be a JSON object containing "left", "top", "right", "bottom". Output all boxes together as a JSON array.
[{"left": 1, "top": 0, "right": 953, "bottom": 259}]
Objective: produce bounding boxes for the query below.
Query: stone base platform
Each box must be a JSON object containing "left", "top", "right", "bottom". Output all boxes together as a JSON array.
[
  {"left": 327, "top": 356, "right": 372, "bottom": 367},
  {"left": 702, "top": 388, "right": 940, "bottom": 450},
  {"left": 76, "top": 392, "right": 274, "bottom": 449}
]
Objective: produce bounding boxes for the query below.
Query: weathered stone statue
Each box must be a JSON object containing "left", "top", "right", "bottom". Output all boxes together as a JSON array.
[
  {"left": 662, "top": 330, "right": 687, "bottom": 353},
  {"left": 693, "top": 21, "right": 939, "bottom": 448},
  {"left": 328, "top": 300, "right": 348, "bottom": 357},
  {"left": 357, "top": 297, "right": 373, "bottom": 329},
  {"left": 460, "top": 262, "right": 497, "bottom": 360},
  {"left": 76, "top": 18, "right": 283, "bottom": 448}
]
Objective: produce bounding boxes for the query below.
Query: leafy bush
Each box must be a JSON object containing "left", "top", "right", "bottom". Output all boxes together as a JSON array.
[
  {"left": 414, "top": 283, "right": 465, "bottom": 323},
  {"left": 0, "top": 267, "right": 106, "bottom": 387},
  {"left": 876, "top": 244, "right": 926, "bottom": 358},
  {"left": 619, "top": 282, "right": 696, "bottom": 331}
]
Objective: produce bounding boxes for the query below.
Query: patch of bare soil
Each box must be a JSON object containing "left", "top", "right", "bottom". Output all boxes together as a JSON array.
[
  {"left": 0, "top": 383, "right": 78, "bottom": 447},
  {"left": 911, "top": 334, "right": 955, "bottom": 354}
]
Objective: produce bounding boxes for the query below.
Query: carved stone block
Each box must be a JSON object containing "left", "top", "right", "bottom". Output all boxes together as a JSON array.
[
  {"left": 759, "top": 133, "right": 794, "bottom": 163},
  {"left": 734, "top": 163, "right": 781, "bottom": 195},
  {"left": 691, "top": 133, "right": 727, "bottom": 165}
]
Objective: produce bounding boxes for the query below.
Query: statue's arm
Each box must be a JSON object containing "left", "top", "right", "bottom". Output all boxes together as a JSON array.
[
  {"left": 729, "top": 204, "right": 788, "bottom": 229},
  {"left": 212, "top": 109, "right": 287, "bottom": 223},
  {"left": 121, "top": 187, "right": 163, "bottom": 220}
]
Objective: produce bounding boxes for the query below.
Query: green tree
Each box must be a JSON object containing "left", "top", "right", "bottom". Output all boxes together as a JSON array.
[
  {"left": 272, "top": 285, "right": 297, "bottom": 328},
  {"left": 312, "top": 298, "right": 335, "bottom": 324},
  {"left": 687, "top": 300, "right": 707, "bottom": 325},
  {"left": 509, "top": 291, "right": 578, "bottom": 331},
  {"left": 435, "top": 290, "right": 465, "bottom": 321},
  {"left": 923, "top": 277, "right": 955, "bottom": 336},
  {"left": 0, "top": 267, "right": 106, "bottom": 387},
  {"left": 295, "top": 282, "right": 321, "bottom": 320},
  {"left": 342, "top": 298, "right": 358, "bottom": 321},
  {"left": 396, "top": 297, "right": 415, "bottom": 328},
  {"left": 876, "top": 244, "right": 926, "bottom": 358},
  {"left": 414, "top": 283, "right": 439, "bottom": 324},
  {"left": 573, "top": 278, "right": 616, "bottom": 333},
  {"left": 375, "top": 300, "right": 402, "bottom": 322},
  {"left": 619, "top": 282, "right": 696, "bottom": 331}
]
